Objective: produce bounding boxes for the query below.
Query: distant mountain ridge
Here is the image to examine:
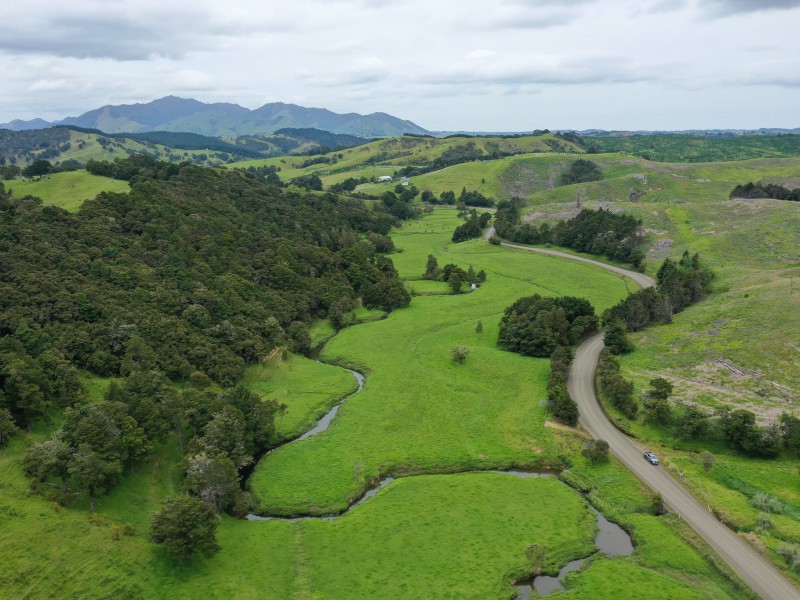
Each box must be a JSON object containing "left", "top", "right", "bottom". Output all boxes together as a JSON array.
[{"left": 1, "top": 96, "right": 430, "bottom": 138}]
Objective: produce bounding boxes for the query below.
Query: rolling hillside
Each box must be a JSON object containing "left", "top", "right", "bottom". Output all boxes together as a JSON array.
[{"left": 229, "top": 132, "right": 585, "bottom": 188}]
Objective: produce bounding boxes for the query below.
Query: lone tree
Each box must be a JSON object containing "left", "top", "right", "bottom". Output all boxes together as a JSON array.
[
  {"left": 699, "top": 450, "right": 715, "bottom": 475},
  {"left": 475, "top": 321, "right": 483, "bottom": 334},
  {"left": 451, "top": 345, "right": 469, "bottom": 364},
  {"left": 150, "top": 495, "right": 220, "bottom": 564},
  {"left": 525, "top": 544, "right": 548, "bottom": 576},
  {"left": 643, "top": 377, "right": 674, "bottom": 425},
  {"left": 0, "top": 408, "right": 18, "bottom": 446},
  {"left": 424, "top": 254, "right": 441, "bottom": 280},
  {"left": 582, "top": 439, "right": 610, "bottom": 463}
]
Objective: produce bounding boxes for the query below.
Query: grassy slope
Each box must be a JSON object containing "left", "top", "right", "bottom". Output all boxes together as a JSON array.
[
  {"left": 249, "top": 209, "right": 637, "bottom": 515},
  {"left": 513, "top": 153, "right": 800, "bottom": 401},
  {"left": 504, "top": 152, "right": 799, "bottom": 576},
  {"left": 4, "top": 170, "right": 130, "bottom": 211}
]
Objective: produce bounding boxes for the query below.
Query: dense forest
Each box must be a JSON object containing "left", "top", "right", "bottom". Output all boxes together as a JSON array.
[
  {"left": 0, "top": 160, "right": 411, "bottom": 406},
  {"left": 494, "top": 200, "right": 646, "bottom": 267},
  {"left": 0, "top": 159, "right": 417, "bottom": 517}
]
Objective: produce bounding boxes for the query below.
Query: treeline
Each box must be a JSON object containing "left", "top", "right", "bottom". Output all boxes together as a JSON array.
[
  {"left": 86, "top": 154, "right": 184, "bottom": 181},
  {"left": 421, "top": 187, "right": 494, "bottom": 207},
  {"left": 495, "top": 200, "right": 645, "bottom": 268},
  {"left": 1, "top": 158, "right": 84, "bottom": 180},
  {"left": 0, "top": 162, "right": 411, "bottom": 401},
  {"left": 547, "top": 346, "right": 578, "bottom": 425},
  {"left": 274, "top": 128, "right": 370, "bottom": 153},
  {"left": 597, "top": 350, "right": 637, "bottom": 419},
  {"left": 602, "top": 251, "right": 714, "bottom": 331},
  {"left": 730, "top": 181, "right": 800, "bottom": 202}
]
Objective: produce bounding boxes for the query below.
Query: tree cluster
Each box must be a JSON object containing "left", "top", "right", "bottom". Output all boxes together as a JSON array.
[
  {"left": 380, "top": 187, "right": 421, "bottom": 221},
  {"left": 602, "top": 252, "right": 714, "bottom": 331},
  {"left": 24, "top": 400, "right": 151, "bottom": 512},
  {"left": 494, "top": 200, "right": 645, "bottom": 268},
  {"left": 560, "top": 159, "right": 602, "bottom": 186},
  {"left": 498, "top": 295, "right": 598, "bottom": 357},
  {"left": 671, "top": 404, "right": 797, "bottom": 459},
  {"left": 290, "top": 173, "right": 323, "bottom": 190},
  {"left": 423, "top": 255, "right": 486, "bottom": 293},
  {"left": 241, "top": 164, "right": 283, "bottom": 187},
  {"left": 86, "top": 154, "right": 183, "bottom": 182},
  {"left": 328, "top": 177, "right": 368, "bottom": 193},
  {"left": 24, "top": 368, "right": 279, "bottom": 513},
  {"left": 451, "top": 210, "right": 492, "bottom": 243},
  {"left": 729, "top": 181, "right": 800, "bottom": 202}
]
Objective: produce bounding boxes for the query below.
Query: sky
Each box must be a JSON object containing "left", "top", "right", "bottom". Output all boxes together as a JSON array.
[{"left": 2, "top": 0, "right": 799, "bottom": 131}]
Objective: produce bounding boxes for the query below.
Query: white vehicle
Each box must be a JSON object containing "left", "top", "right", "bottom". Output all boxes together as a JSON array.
[{"left": 643, "top": 451, "right": 659, "bottom": 465}]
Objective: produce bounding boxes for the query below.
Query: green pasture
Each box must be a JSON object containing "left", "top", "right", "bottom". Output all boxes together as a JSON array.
[
  {"left": 5, "top": 170, "right": 130, "bottom": 211},
  {"left": 249, "top": 209, "right": 637, "bottom": 515},
  {"left": 0, "top": 423, "right": 741, "bottom": 599}
]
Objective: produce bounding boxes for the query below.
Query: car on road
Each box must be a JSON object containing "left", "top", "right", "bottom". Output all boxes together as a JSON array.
[{"left": 644, "top": 451, "right": 659, "bottom": 465}]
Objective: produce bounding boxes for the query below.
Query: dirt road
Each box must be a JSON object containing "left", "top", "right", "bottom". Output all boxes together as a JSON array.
[
  {"left": 501, "top": 240, "right": 800, "bottom": 600},
  {"left": 571, "top": 334, "right": 800, "bottom": 600}
]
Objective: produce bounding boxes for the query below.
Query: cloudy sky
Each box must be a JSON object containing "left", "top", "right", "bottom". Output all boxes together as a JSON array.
[{"left": 2, "top": 0, "right": 799, "bottom": 131}]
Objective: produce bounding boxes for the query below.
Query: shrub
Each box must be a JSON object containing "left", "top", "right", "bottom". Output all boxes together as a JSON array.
[{"left": 451, "top": 345, "right": 469, "bottom": 364}]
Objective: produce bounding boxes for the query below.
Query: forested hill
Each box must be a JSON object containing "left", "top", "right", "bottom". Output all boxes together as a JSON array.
[{"left": 0, "top": 165, "right": 410, "bottom": 407}]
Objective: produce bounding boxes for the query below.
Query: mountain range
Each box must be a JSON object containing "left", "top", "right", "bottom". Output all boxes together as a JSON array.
[{"left": 0, "top": 96, "right": 430, "bottom": 138}]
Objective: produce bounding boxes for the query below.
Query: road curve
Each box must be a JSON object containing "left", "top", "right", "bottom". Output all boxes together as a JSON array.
[
  {"left": 501, "top": 239, "right": 800, "bottom": 600},
  {"left": 571, "top": 335, "right": 800, "bottom": 600},
  {"left": 501, "top": 241, "right": 656, "bottom": 290}
]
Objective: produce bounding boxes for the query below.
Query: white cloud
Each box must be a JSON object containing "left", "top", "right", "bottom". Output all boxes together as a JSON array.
[
  {"left": 701, "top": 0, "right": 800, "bottom": 17},
  {"left": 0, "top": 0, "right": 798, "bottom": 129}
]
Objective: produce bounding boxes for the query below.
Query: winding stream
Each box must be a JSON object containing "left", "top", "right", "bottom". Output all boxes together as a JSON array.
[
  {"left": 246, "top": 322, "right": 633, "bottom": 596},
  {"left": 515, "top": 504, "right": 633, "bottom": 598},
  {"left": 297, "top": 367, "right": 365, "bottom": 441}
]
